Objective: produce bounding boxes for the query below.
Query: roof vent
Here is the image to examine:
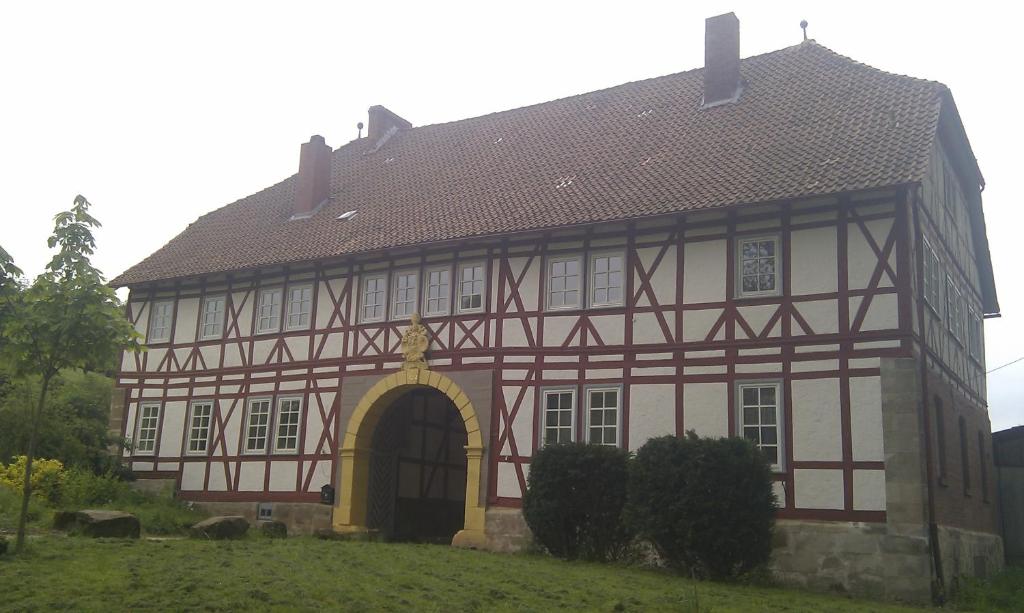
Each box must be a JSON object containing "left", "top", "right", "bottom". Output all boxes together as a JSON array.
[
  {"left": 702, "top": 12, "right": 743, "bottom": 108},
  {"left": 291, "top": 135, "right": 332, "bottom": 220},
  {"left": 336, "top": 210, "right": 357, "bottom": 221}
]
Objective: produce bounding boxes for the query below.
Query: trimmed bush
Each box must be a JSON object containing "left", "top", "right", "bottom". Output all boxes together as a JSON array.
[
  {"left": 522, "top": 443, "right": 632, "bottom": 561},
  {"left": 627, "top": 433, "right": 777, "bottom": 579}
]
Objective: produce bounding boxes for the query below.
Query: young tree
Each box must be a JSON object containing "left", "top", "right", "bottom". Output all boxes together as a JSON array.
[{"left": 0, "top": 196, "right": 141, "bottom": 552}]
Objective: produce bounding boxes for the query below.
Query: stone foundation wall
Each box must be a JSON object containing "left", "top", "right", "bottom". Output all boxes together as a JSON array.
[
  {"left": 484, "top": 507, "right": 532, "bottom": 552},
  {"left": 936, "top": 525, "right": 1004, "bottom": 592},
  {"left": 770, "top": 519, "right": 932, "bottom": 603},
  {"left": 193, "top": 501, "right": 332, "bottom": 535}
]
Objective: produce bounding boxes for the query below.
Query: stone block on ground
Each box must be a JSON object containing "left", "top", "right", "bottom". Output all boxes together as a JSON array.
[
  {"left": 190, "top": 516, "right": 249, "bottom": 540},
  {"left": 259, "top": 520, "right": 287, "bottom": 538},
  {"left": 74, "top": 510, "right": 141, "bottom": 538},
  {"left": 52, "top": 510, "right": 79, "bottom": 531}
]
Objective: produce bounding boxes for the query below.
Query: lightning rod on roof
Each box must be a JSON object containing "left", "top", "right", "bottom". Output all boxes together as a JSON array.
[
  {"left": 800, "top": 20, "right": 808, "bottom": 41},
  {"left": 357, "top": 121, "right": 364, "bottom": 139}
]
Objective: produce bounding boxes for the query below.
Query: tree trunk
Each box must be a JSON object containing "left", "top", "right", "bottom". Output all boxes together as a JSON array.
[{"left": 15, "top": 374, "right": 52, "bottom": 553}]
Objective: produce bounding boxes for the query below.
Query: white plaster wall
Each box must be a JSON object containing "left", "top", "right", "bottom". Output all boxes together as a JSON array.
[
  {"left": 683, "top": 240, "right": 726, "bottom": 303},
  {"left": 237, "top": 462, "right": 265, "bottom": 491},
  {"left": 628, "top": 384, "right": 675, "bottom": 450},
  {"left": 251, "top": 339, "right": 274, "bottom": 366},
  {"left": 303, "top": 392, "right": 332, "bottom": 453},
  {"left": 736, "top": 304, "right": 779, "bottom": 338},
  {"left": 129, "top": 301, "right": 149, "bottom": 336},
  {"left": 505, "top": 386, "right": 535, "bottom": 457},
  {"left": 199, "top": 345, "right": 220, "bottom": 369},
  {"left": 792, "top": 378, "right": 842, "bottom": 462},
  {"left": 229, "top": 290, "right": 253, "bottom": 337},
  {"left": 632, "top": 312, "right": 673, "bottom": 345},
  {"left": 635, "top": 246, "right": 676, "bottom": 306},
  {"left": 543, "top": 316, "right": 578, "bottom": 347},
  {"left": 850, "top": 376, "right": 884, "bottom": 461},
  {"left": 160, "top": 401, "right": 187, "bottom": 456},
  {"left": 305, "top": 460, "right": 333, "bottom": 493},
  {"left": 793, "top": 299, "right": 839, "bottom": 335},
  {"left": 285, "top": 336, "right": 310, "bottom": 362},
  {"left": 683, "top": 383, "right": 728, "bottom": 438},
  {"left": 173, "top": 297, "right": 199, "bottom": 344},
  {"left": 851, "top": 293, "right": 899, "bottom": 332},
  {"left": 496, "top": 462, "right": 522, "bottom": 498},
  {"left": 791, "top": 226, "right": 838, "bottom": 295},
  {"left": 180, "top": 462, "right": 205, "bottom": 491},
  {"left": 853, "top": 469, "right": 886, "bottom": 511},
  {"left": 218, "top": 399, "right": 241, "bottom": 456},
  {"left": 590, "top": 314, "right": 625, "bottom": 346},
  {"left": 794, "top": 468, "right": 844, "bottom": 509},
  {"left": 682, "top": 309, "right": 721, "bottom": 342},
  {"left": 269, "top": 461, "right": 298, "bottom": 492},
  {"left": 847, "top": 216, "right": 894, "bottom": 290},
  {"left": 509, "top": 256, "right": 541, "bottom": 312},
  {"left": 501, "top": 319, "right": 532, "bottom": 347},
  {"left": 207, "top": 464, "right": 228, "bottom": 491},
  {"left": 222, "top": 342, "right": 246, "bottom": 368}
]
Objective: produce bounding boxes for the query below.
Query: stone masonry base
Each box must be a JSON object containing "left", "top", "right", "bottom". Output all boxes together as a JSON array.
[
  {"left": 191, "top": 501, "right": 333, "bottom": 535},
  {"left": 771, "top": 519, "right": 933, "bottom": 603},
  {"left": 936, "top": 525, "right": 1004, "bottom": 593}
]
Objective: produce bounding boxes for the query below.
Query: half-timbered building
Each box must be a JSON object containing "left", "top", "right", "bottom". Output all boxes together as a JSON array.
[{"left": 109, "top": 13, "right": 1002, "bottom": 600}]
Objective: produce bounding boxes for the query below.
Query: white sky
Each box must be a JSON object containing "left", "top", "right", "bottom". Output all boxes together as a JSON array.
[{"left": 1, "top": 1, "right": 1020, "bottom": 430}]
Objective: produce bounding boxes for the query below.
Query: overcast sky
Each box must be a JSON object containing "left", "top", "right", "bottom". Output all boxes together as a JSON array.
[{"left": 1, "top": 1, "right": 1020, "bottom": 430}]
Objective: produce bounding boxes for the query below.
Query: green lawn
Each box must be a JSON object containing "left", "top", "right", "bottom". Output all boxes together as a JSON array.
[{"left": 0, "top": 537, "right": 927, "bottom": 612}]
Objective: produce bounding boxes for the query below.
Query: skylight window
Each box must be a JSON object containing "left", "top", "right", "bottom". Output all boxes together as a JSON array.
[{"left": 336, "top": 210, "right": 357, "bottom": 221}]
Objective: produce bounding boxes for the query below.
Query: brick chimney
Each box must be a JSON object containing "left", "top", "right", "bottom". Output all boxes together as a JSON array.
[
  {"left": 366, "top": 105, "right": 412, "bottom": 152},
  {"left": 703, "top": 12, "right": 742, "bottom": 107},
  {"left": 292, "top": 134, "right": 331, "bottom": 219}
]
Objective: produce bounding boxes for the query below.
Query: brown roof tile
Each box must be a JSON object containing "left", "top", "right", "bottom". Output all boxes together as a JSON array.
[{"left": 112, "top": 42, "right": 944, "bottom": 286}]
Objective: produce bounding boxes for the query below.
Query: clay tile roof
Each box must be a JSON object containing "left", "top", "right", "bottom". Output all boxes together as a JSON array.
[{"left": 112, "top": 42, "right": 946, "bottom": 287}]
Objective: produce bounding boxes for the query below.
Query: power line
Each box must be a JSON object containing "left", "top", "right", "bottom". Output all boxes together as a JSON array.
[{"left": 987, "top": 356, "right": 1024, "bottom": 374}]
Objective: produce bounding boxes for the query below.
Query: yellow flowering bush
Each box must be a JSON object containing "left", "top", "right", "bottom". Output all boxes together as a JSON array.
[{"left": 0, "top": 456, "right": 66, "bottom": 503}]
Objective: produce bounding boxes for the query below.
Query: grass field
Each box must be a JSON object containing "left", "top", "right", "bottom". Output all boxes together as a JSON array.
[{"left": 0, "top": 536, "right": 929, "bottom": 612}]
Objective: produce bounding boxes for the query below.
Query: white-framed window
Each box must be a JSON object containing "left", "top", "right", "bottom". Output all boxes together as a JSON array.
[
  {"left": 457, "top": 263, "right": 485, "bottom": 313},
  {"left": 946, "top": 277, "right": 964, "bottom": 343},
  {"left": 285, "top": 284, "right": 313, "bottom": 330},
  {"left": 186, "top": 401, "right": 213, "bottom": 455},
  {"left": 737, "top": 236, "right": 781, "bottom": 297},
  {"left": 586, "top": 387, "right": 620, "bottom": 446},
  {"left": 274, "top": 397, "right": 302, "bottom": 453},
  {"left": 147, "top": 300, "right": 174, "bottom": 343},
  {"left": 542, "top": 388, "right": 576, "bottom": 446},
  {"left": 244, "top": 398, "right": 272, "bottom": 453},
  {"left": 737, "top": 382, "right": 783, "bottom": 470},
  {"left": 423, "top": 266, "right": 451, "bottom": 316},
  {"left": 134, "top": 403, "right": 161, "bottom": 455},
  {"left": 391, "top": 271, "right": 419, "bottom": 320},
  {"left": 360, "top": 274, "right": 387, "bottom": 322},
  {"left": 590, "top": 253, "right": 623, "bottom": 307},
  {"left": 199, "top": 295, "right": 225, "bottom": 340},
  {"left": 256, "top": 288, "right": 283, "bottom": 334},
  {"left": 922, "top": 238, "right": 941, "bottom": 311},
  {"left": 547, "top": 256, "right": 581, "bottom": 310},
  {"left": 968, "top": 307, "right": 983, "bottom": 361}
]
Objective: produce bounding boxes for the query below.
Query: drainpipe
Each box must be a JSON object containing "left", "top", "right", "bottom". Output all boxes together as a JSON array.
[{"left": 909, "top": 184, "right": 945, "bottom": 602}]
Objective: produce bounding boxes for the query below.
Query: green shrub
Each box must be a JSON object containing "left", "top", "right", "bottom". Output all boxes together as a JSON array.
[
  {"left": 0, "top": 482, "right": 50, "bottom": 531},
  {"left": 626, "top": 433, "right": 777, "bottom": 579},
  {"left": 61, "top": 468, "right": 131, "bottom": 507},
  {"left": 953, "top": 564, "right": 1024, "bottom": 612},
  {"left": 0, "top": 535, "right": 7, "bottom": 555},
  {"left": 0, "top": 456, "right": 66, "bottom": 504},
  {"left": 522, "top": 443, "right": 632, "bottom": 561}
]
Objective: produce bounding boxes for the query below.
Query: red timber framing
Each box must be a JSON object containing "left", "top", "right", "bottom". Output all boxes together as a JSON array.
[{"left": 117, "top": 188, "right": 915, "bottom": 523}]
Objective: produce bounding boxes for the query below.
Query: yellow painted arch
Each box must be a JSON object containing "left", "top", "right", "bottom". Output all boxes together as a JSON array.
[{"left": 332, "top": 368, "right": 486, "bottom": 548}]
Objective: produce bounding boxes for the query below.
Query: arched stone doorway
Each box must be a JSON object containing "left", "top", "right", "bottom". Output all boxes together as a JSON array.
[
  {"left": 333, "top": 369, "right": 486, "bottom": 548},
  {"left": 367, "top": 388, "right": 467, "bottom": 542}
]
